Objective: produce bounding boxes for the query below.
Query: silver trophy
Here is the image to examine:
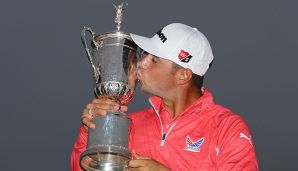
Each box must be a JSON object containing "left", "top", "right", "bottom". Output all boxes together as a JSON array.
[{"left": 80, "top": 3, "right": 138, "bottom": 171}]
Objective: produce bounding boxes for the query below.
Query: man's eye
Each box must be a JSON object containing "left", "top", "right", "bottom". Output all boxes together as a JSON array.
[
  {"left": 151, "top": 58, "right": 157, "bottom": 63},
  {"left": 141, "top": 51, "right": 149, "bottom": 59}
]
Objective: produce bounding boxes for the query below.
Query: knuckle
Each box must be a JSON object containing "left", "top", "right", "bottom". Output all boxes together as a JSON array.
[
  {"left": 86, "top": 104, "right": 93, "bottom": 109},
  {"left": 96, "top": 103, "right": 112, "bottom": 110},
  {"left": 82, "top": 118, "right": 87, "bottom": 124},
  {"left": 92, "top": 98, "right": 99, "bottom": 103},
  {"left": 109, "top": 103, "right": 119, "bottom": 110},
  {"left": 82, "top": 110, "right": 88, "bottom": 117},
  {"left": 83, "top": 119, "right": 93, "bottom": 128},
  {"left": 93, "top": 108, "right": 106, "bottom": 116}
]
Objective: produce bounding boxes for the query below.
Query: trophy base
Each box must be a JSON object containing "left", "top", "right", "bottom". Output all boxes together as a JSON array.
[{"left": 81, "top": 152, "right": 130, "bottom": 171}]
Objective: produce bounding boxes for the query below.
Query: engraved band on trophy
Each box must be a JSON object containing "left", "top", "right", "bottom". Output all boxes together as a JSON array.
[{"left": 80, "top": 3, "right": 138, "bottom": 171}]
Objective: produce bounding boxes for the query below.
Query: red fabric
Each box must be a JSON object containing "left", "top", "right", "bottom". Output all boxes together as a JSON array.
[
  {"left": 71, "top": 125, "right": 87, "bottom": 171},
  {"left": 71, "top": 89, "right": 258, "bottom": 171}
]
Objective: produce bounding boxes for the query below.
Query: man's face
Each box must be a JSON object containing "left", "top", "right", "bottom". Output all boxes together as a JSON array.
[{"left": 137, "top": 52, "right": 177, "bottom": 97}]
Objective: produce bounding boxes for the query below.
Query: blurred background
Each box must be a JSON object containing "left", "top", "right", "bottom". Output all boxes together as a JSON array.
[{"left": 0, "top": 0, "right": 297, "bottom": 170}]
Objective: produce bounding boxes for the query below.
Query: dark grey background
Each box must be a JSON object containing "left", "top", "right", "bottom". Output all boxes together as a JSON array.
[{"left": 0, "top": 0, "right": 297, "bottom": 170}]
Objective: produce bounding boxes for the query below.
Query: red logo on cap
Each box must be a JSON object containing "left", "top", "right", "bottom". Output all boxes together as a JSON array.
[{"left": 178, "top": 50, "right": 193, "bottom": 63}]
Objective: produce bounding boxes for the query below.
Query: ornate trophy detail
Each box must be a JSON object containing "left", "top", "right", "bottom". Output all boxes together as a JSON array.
[
  {"left": 80, "top": 3, "right": 138, "bottom": 171},
  {"left": 114, "top": 2, "right": 128, "bottom": 31}
]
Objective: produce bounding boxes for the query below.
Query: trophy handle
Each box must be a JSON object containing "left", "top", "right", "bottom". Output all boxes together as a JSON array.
[{"left": 81, "top": 26, "right": 100, "bottom": 83}]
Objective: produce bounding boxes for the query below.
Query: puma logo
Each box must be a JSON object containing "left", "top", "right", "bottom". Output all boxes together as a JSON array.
[{"left": 240, "top": 132, "right": 252, "bottom": 145}]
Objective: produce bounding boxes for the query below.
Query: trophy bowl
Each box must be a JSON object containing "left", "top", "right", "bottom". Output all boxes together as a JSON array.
[{"left": 79, "top": 4, "right": 138, "bottom": 171}]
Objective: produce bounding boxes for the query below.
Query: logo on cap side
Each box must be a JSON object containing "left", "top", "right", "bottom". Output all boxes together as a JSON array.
[
  {"left": 156, "top": 28, "right": 167, "bottom": 43},
  {"left": 178, "top": 50, "right": 193, "bottom": 63}
]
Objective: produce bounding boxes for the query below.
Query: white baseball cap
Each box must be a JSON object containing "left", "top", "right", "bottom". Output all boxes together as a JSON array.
[{"left": 130, "top": 23, "right": 214, "bottom": 76}]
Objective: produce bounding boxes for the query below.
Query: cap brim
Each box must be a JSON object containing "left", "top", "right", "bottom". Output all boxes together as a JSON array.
[{"left": 130, "top": 33, "right": 165, "bottom": 58}]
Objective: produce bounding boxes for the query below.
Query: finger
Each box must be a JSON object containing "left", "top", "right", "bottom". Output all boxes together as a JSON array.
[
  {"left": 81, "top": 113, "right": 95, "bottom": 128},
  {"left": 82, "top": 117, "right": 95, "bottom": 128},
  {"left": 128, "top": 159, "right": 147, "bottom": 168},
  {"left": 91, "top": 97, "right": 119, "bottom": 104},
  {"left": 126, "top": 167, "right": 141, "bottom": 171},
  {"left": 86, "top": 103, "right": 120, "bottom": 112},
  {"left": 81, "top": 108, "right": 96, "bottom": 128},
  {"left": 91, "top": 107, "right": 108, "bottom": 116},
  {"left": 82, "top": 108, "right": 91, "bottom": 119},
  {"left": 119, "top": 105, "right": 128, "bottom": 113}
]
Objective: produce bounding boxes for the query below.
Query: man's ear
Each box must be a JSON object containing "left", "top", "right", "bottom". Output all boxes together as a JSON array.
[{"left": 176, "top": 68, "right": 193, "bottom": 85}]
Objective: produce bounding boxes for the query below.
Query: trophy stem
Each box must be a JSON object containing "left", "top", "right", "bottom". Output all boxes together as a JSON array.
[{"left": 80, "top": 112, "right": 131, "bottom": 171}]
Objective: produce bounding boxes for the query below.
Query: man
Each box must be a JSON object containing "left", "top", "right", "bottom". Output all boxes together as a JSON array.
[{"left": 71, "top": 23, "right": 259, "bottom": 171}]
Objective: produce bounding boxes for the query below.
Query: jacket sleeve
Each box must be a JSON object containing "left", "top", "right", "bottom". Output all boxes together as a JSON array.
[
  {"left": 70, "top": 125, "right": 88, "bottom": 171},
  {"left": 216, "top": 115, "right": 259, "bottom": 171}
]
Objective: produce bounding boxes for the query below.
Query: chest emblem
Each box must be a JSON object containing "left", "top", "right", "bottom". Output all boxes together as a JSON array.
[{"left": 184, "top": 135, "right": 204, "bottom": 152}]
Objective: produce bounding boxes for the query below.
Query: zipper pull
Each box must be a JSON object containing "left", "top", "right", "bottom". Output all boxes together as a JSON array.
[{"left": 160, "top": 134, "right": 166, "bottom": 146}]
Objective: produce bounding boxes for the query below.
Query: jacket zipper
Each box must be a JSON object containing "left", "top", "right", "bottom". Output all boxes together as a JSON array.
[{"left": 149, "top": 99, "right": 176, "bottom": 146}]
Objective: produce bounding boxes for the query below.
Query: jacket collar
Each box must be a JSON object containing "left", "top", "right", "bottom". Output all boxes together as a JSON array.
[{"left": 148, "top": 88, "right": 215, "bottom": 118}]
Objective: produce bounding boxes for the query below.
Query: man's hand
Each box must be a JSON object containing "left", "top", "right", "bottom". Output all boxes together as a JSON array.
[
  {"left": 126, "top": 151, "right": 170, "bottom": 171},
  {"left": 81, "top": 97, "right": 128, "bottom": 130}
]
